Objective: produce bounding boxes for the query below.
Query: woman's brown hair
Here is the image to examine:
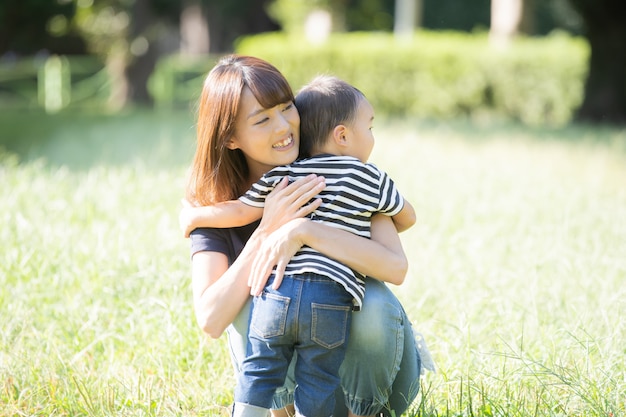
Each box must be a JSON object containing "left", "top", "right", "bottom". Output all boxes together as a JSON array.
[{"left": 186, "top": 55, "right": 295, "bottom": 205}]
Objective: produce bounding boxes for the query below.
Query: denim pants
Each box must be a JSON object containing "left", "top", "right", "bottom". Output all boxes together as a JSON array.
[
  {"left": 228, "top": 277, "right": 422, "bottom": 417},
  {"left": 234, "top": 273, "right": 354, "bottom": 417}
]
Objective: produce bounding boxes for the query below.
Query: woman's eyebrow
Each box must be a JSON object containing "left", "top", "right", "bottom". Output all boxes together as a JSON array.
[{"left": 246, "top": 107, "right": 266, "bottom": 120}]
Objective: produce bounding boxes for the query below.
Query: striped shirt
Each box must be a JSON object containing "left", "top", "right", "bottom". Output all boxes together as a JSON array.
[{"left": 240, "top": 154, "right": 404, "bottom": 307}]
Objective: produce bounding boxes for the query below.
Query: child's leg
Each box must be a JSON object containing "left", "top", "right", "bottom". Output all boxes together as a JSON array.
[
  {"left": 293, "top": 276, "right": 353, "bottom": 417},
  {"left": 235, "top": 282, "right": 295, "bottom": 410},
  {"left": 227, "top": 295, "right": 296, "bottom": 410}
]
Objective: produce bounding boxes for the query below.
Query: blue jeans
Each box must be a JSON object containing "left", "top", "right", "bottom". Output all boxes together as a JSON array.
[
  {"left": 227, "top": 277, "right": 421, "bottom": 417},
  {"left": 234, "top": 273, "right": 353, "bottom": 417}
]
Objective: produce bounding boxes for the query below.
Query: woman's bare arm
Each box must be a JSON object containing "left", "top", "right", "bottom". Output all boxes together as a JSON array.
[
  {"left": 190, "top": 175, "right": 324, "bottom": 338},
  {"left": 191, "top": 227, "right": 266, "bottom": 338},
  {"left": 249, "top": 214, "right": 408, "bottom": 295},
  {"left": 307, "top": 215, "right": 408, "bottom": 283}
]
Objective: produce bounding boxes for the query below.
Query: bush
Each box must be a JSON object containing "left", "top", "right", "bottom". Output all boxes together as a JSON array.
[
  {"left": 235, "top": 31, "right": 588, "bottom": 125},
  {"left": 149, "top": 31, "right": 588, "bottom": 126}
]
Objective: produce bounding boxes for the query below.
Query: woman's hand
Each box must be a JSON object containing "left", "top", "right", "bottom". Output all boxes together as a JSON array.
[
  {"left": 249, "top": 218, "right": 308, "bottom": 296},
  {"left": 252, "top": 214, "right": 408, "bottom": 291},
  {"left": 259, "top": 174, "right": 325, "bottom": 234},
  {"left": 247, "top": 174, "right": 325, "bottom": 295}
]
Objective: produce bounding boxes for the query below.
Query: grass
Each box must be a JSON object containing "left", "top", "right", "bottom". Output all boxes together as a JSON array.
[{"left": 1, "top": 109, "right": 625, "bottom": 416}]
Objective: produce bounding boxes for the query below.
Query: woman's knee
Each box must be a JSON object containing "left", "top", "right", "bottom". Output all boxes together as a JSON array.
[
  {"left": 349, "top": 279, "right": 404, "bottom": 348},
  {"left": 339, "top": 278, "right": 407, "bottom": 415}
]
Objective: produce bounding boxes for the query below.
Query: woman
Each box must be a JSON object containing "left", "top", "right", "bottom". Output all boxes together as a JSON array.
[{"left": 185, "top": 54, "right": 422, "bottom": 417}]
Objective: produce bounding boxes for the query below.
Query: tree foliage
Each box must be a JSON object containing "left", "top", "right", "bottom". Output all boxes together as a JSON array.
[
  {"left": 1, "top": 0, "right": 624, "bottom": 122},
  {"left": 203, "top": 0, "right": 279, "bottom": 52},
  {"left": 0, "top": 0, "right": 85, "bottom": 55},
  {"left": 73, "top": 0, "right": 130, "bottom": 58}
]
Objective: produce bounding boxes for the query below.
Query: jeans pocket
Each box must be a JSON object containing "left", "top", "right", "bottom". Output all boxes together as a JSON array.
[
  {"left": 250, "top": 292, "right": 290, "bottom": 339},
  {"left": 311, "top": 303, "right": 351, "bottom": 349}
]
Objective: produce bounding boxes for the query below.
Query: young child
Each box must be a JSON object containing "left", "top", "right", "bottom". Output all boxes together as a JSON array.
[{"left": 182, "top": 75, "right": 416, "bottom": 417}]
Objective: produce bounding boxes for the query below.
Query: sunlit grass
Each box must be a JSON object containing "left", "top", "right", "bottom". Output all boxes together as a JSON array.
[
  {"left": 376, "top": 119, "right": 626, "bottom": 416},
  {"left": 1, "top": 111, "right": 625, "bottom": 416}
]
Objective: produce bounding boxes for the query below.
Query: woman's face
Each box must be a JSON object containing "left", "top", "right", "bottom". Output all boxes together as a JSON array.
[{"left": 229, "top": 87, "right": 300, "bottom": 180}]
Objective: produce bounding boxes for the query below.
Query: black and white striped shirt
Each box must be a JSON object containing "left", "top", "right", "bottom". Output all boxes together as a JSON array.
[{"left": 240, "top": 154, "right": 404, "bottom": 307}]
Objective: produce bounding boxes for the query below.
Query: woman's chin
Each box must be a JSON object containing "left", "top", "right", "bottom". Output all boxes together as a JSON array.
[{"left": 275, "top": 148, "right": 299, "bottom": 165}]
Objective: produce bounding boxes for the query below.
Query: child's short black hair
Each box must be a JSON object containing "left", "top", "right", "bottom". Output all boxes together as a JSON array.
[{"left": 295, "top": 75, "right": 365, "bottom": 158}]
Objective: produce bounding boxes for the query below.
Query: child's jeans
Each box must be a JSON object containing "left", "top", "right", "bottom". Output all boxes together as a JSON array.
[
  {"left": 234, "top": 273, "right": 354, "bottom": 417},
  {"left": 229, "top": 277, "right": 425, "bottom": 417}
]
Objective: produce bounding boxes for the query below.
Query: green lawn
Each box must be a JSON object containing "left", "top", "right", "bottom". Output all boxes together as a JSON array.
[{"left": 1, "top": 110, "right": 625, "bottom": 416}]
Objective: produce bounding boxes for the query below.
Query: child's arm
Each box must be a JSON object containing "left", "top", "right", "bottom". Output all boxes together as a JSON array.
[
  {"left": 391, "top": 199, "right": 416, "bottom": 233},
  {"left": 180, "top": 200, "right": 263, "bottom": 237}
]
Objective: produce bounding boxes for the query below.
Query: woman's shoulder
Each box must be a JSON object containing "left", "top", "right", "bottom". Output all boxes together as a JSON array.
[
  {"left": 189, "top": 221, "right": 259, "bottom": 261},
  {"left": 189, "top": 227, "right": 231, "bottom": 257}
]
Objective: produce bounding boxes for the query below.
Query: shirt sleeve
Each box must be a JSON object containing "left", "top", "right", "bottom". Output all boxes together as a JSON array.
[
  {"left": 189, "top": 221, "right": 259, "bottom": 264},
  {"left": 238, "top": 174, "right": 274, "bottom": 208},
  {"left": 372, "top": 164, "right": 405, "bottom": 216},
  {"left": 189, "top": 227, "right": 230, "bottom": 258},
  {"left": 238, "top": 165, "right": 289, "bottom": 207}
]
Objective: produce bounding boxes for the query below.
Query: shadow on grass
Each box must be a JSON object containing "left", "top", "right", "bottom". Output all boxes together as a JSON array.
[
  {"left": 1, "top": 109, "right": 624, "bottom": 171},
  {"left": 388, "top": 115, "right": 626, "bottom": 147},
  {"left": 0, "top": 108, "right": 197, "bottom": 170}
]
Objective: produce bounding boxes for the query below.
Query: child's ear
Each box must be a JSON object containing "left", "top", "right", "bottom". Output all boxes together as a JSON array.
[{"left": 332, "top": 125, "right": 349, "bottom": 147}]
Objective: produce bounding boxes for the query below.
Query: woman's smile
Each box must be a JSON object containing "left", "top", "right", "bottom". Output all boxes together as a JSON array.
[{"left": 272, "top": 134, "right": 295, "bottom": 150}]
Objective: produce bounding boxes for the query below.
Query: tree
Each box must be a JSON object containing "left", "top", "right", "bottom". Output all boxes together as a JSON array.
[
  {"left": 0, "top": 0, "right": 85, "bottom": 56},
  {"left": 73, "top": 0, "right": 133, "bottom": 109},
  {"left": 421, "top": 0, "right": 490, "bottom": 32},
  {"left": 490, "top": 0, "right": 518, "bottom": 48},
  {"left": 567, "top": 0, "right": 626, "bottom": 124},
  {"left": 74, "top": 0, "right": 180, "bottom": 108},
  {"left": 267, "top": 0, "right": 339, "bottom": 38},
  {"left": 180, "top": 0, "right": 209, "bottom": 55},
  {"left": 125, "top": 0, "right": 177, "bottom": 104},
  {"left": 205, "top": 0, "right": 279, "bottom": 52},
  {"left": 394, "top": 0, "right": 422, "bottom": 41}
]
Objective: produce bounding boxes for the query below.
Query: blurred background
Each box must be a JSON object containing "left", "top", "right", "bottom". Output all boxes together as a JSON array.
[
  {"left": 0, "top": 0, "right": 624, "bottom": 126},
  {"left": 2, "top": 2, "right": 626, "bottom": 415}
]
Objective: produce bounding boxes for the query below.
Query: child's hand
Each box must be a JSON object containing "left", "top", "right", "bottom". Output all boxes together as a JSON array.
[{"left": 179, "top": 199, "right": 196, "bottom": 238}]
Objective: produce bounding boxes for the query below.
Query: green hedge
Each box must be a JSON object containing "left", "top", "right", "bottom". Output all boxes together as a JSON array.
[
  {"left": 148, "top": 54, "right": 220, "bottom": 111},
  {"left": 149, "top": 31, "right": 589, "bottom": 125},
  {"left": 0, "top": 56, "right": 110, "bottom": 112}
]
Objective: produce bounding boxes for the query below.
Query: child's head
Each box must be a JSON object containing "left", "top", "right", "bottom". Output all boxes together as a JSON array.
[{"left": 295, "top": 75, "right": 375, "bottom": 162}]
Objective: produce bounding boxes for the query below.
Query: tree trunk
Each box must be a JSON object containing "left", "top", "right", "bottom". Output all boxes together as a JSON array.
[
  {"left": 125, "top": 0, "right": 158, "bottom": 105},
  {"left": 520, "top": 0, "right": 535, "bottom": 35},
  {"left": 569, "top": 0, "right": 626, "bottom": 124},
  {"left": 106, "top": 48, "right": 129, "bottom": 111},
  {"left": 490, "top": 0, "right": 524, "bottom": 48},
  {"left": 180, "top": 0, "right": 209, "bottom": 55},
  {"left": 394, "top": 0, "right": 422, "bottom": 40},
  {"left": 205, "top": 3, "right": 226, "bottom": 53},
  {"left": 205, "top": 0, "right": 279, "bottom": 53}
]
